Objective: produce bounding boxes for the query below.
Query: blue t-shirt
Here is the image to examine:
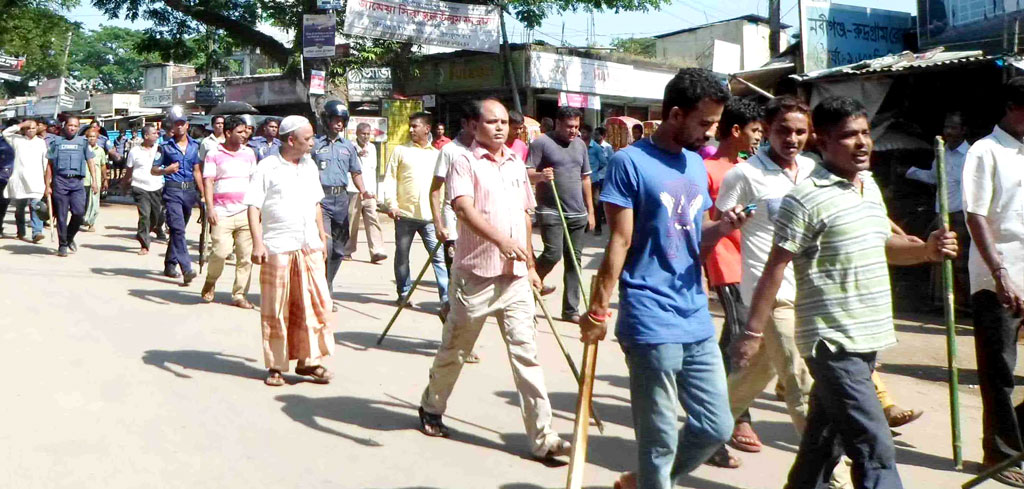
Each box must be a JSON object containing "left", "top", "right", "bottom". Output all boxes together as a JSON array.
[{"left": 599, "top": 139, "right": 713, "bottom": 346}]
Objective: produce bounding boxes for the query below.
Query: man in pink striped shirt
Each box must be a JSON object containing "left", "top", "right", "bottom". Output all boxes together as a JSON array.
[
  {"left": 418, "top": 98, "right": 571, "bottom": 461},
  {"left": 201, "top": 116, "right": 258, "bottom": 309}
]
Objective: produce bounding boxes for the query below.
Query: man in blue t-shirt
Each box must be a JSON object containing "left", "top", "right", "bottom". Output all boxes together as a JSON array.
[{"left": 580, "top": 68, "right": 749, "bottom": 489}]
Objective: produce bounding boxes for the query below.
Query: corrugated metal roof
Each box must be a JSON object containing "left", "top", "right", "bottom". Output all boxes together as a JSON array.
[{"left": 793, "top": 50, "right": 999, "bottom": 81}]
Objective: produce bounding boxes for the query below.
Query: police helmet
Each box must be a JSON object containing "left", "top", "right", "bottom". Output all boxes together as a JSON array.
[
  {"left": 33, "top": 199, "right": 50, "bottom": 222},
  {"left": 165, "top": 105, "right": 188, "bottom": 124},
  {"left": 239, "top": 114, "right": 256, "bottom": 128},
  {"left": 323, "top": 100, "right": 350, "bottom": 121}
]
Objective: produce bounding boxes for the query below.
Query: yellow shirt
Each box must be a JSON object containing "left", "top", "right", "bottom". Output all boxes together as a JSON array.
[{"left": 381, "top": 140, "right": 439, "bottom": 221}]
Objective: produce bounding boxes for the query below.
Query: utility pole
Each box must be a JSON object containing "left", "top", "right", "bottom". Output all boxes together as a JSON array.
[
  {"left": 55, "top": 29, "right": 72, "bottom": 117},
  {"left": 769, "top": 0, "right": 781, "bottom": 57},
  {"left": 498, "top": 3, "right": 522, "bottom": 114}
]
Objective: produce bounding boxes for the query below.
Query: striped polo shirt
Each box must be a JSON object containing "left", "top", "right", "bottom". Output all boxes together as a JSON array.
[
  {"left": 773, "top": 165, "right": 896, "bottom": 357},
  {"left": 205, "top": 144, "right": 257, "bottom": 217}
]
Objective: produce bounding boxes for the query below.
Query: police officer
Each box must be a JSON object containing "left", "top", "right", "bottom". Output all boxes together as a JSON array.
[
  {"left": 44, "top": 115, "right": 98, "bottom": 257},
  {"left": 152, "top": 106, "right": 204, "bottom": 285},
  {"left": 314, "top": 100, "right": 371, "bottom": 309},
  {"left": 248, "top": 117, "right": 281, "bottom": 161},
  {"left": 38, "top": 117, "right": 59, "bottom": 148}
]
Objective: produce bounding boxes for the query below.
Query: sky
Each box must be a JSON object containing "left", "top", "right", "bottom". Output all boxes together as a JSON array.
[{"left": 70, "top": 0, "right": 920, "bottom": 46}]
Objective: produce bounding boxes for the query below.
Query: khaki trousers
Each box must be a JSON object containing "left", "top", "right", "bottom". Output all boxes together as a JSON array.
[
  {"left": 727, "top": 299, "right": 813, "bottom": 434},
  {"left": 421, "top": 273, "right": 561, "bottom": 457},
  {"left": 344, "top": 192, "right": 385, "bottom": 257},
  {"left": 204, "top": 211, "right": 253, "bottom": 301}
]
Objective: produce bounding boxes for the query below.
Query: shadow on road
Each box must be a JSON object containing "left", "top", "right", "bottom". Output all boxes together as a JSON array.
[
  {"left": 1, "top": 243, "right": 52, "bottom": 255},
  {"left": 82, "top": 243, "right": 135, "bottom": 253},
  {"left": 493, "top": 390, "right": 635, "bottom": 429},
  {"left": 335, "top": 331, "right": 439, "bottom": 357},
  {"left": 879, "top": 362, "right": 1024, "bottom": 386},
  {"left": 92, "top": 266, "right": 178, "bottom": 284},
  {"left": 893, "top": 321, "right": 973, "bottom": 337},
  {"left": 142, "top": 349, "right": 263, "bottom": 380},
  {"left": 129, "top": 288, "right": 204, "bottom": 305}
]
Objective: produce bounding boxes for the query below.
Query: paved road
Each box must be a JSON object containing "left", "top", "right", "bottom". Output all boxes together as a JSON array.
[{"left": 0, "top": 202, "right": 1002, "bottom": 488}]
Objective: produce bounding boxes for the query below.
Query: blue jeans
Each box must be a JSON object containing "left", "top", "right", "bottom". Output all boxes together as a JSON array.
[
  {"left": 394, "top": 218, "right": 448, "bottom": 303},
  {"left": 623, "top": 336, "right": 733, "bottom": 489},
  {"left": 785, "top": 343, "right": 903, "bottom": 489},
  {"left": 15, "top": 198, "right": 43, "bottom": 238}
]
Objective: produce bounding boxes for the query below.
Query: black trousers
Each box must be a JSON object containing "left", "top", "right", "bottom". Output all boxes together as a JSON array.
[
  {"left": 715, "top": 283, "right": 751, "bottom": 424},
  {"left": 132, "top": 187, "right": 164, "bottom": 249},
  {"left": 0, "top": 180, "right": 9, "bottom": 234},
  {"left": 973, "top": 289, "right": 1024, "bottom": 464},
  {"left": 535, "top": 213, "right": 587, "bottom": 317},
  {"left": 785, "top": 343, "right": 903, "bottom": 489}
]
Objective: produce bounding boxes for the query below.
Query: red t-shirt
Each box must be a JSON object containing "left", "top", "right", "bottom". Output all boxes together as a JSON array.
[{"left": 704, "top": 156, "right": 742, "bottom": 287}]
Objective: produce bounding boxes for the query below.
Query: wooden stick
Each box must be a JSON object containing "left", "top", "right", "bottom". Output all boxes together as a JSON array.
[
  {"left": 532, "top": 285, "right": 605, "bottom": 434},
  {"left": 47, "top": 193, "right": 56, "bottom": 247},
  {"left": 377, "top": 238, "right": 444, "bottom": 345},
  {"left": 566, "top": 339, "right": 598, "bottom": 489}
]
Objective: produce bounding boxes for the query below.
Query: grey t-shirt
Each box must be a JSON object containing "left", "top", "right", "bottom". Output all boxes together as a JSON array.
[{"left": 527, "top": 133, "right": 591, "bottom": 217}]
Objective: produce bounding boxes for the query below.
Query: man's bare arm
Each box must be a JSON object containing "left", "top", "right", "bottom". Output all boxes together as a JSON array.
[
  {"left": 429, "top": 176, "right": 447, "bottom": 240},
  {"left": 967, "top": 212, "right": 1024, "bottom": 314}
]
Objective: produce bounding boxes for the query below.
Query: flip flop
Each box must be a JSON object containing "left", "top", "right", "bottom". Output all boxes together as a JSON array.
[
  {"left": 885, "top": 405, "right": 924, "bottom": 428},
  {"left": 991, "top": 466, "right": 1024, "bottom": 488},
  {"left": 705, "top": 446, "right": 742, "bottom": 469},
  {"left": 729, "top": 422, "right": 763, "bottom": 453},
  {"left": 264, "top": 370, "right": 285, "bottom": 387},
  {"left": 295, "top": 365, "right": 333, "bottom": 384}
]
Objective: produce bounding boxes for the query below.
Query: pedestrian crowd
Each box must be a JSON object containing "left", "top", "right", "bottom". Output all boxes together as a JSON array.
[{"left": 4, "top": 67, "right": 1024, "bottom": 489}]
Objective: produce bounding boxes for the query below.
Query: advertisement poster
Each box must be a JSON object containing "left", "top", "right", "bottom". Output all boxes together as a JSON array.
[
  {"left": 343, "top": 0, "right": 500, "bottom": 53},
  {"left": 381, "top": 98, "right": 423, "bottom": 164},
  {"left": 558, "top": 92, "right": 601, "bottom": 110},
  {"left": 346, "top": 67, "right": 392, "bottom": 101},
  {"left": 800, "top": 2, "right": 911, "bottom": 72},
  {"left": 346, "top": 116, "right": 388, "bottom": 142},
  {"left": 303, "top": 13, "right": 337, "bottom": 58},
  {"left": 309, "top": 70, "right": 326, "bottom": 95}
]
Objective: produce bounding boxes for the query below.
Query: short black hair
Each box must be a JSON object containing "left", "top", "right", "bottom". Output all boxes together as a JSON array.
[
  {"left": 662, "top": 68, "right": 730, "bottom": 118},
  {"left": 410, "top": 111, "right": 432, "bottom": 126},
  {"left": 764, "top": 95, "right": 810, "bottom": 126},
  {"left": 141, "top": 124, "right": 157, "bottom": 137},
  {"left": 595, "top": 126, "right": 607, "bottom": 137},
  {"left": 1005, "top": 77, "right": 1024, "bottom": 107},
  {"left": 555, "top": 106, "right": 582, "bottom": 121},
  {"left": 718, "top": 98, "right": 764, "bottom": 139},
  {"left": 210, "top": 115, "right": 225, "bottom": 124},
  {"left": 508, "top": 110, "right": 524, "bottom": 125},
  {"left": 224, "top": 115, "right": 248, "bottom": 132},
  {"left": 581, "top": 123, "right": 594, "bottom": 132},
  {"left": 812, "top": 96, "right": 868, "bottom": 136}
]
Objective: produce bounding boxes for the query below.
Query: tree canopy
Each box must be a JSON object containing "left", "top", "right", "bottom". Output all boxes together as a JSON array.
[
  {"left": 611, "top": 37, "right": 656, "bottom": 59},
  {"left": 0, "top": 1, "right": 80, "bottom": 97},
  {"left": 70, "top": 26, "right": 162, "bottom": 92}
]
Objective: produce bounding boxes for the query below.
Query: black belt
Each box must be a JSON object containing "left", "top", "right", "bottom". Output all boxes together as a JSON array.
[
  {"left": 164, "top": 181, "right": 196, "bottom": 190},
  {"left": 323, "top": 185, "right": 346, "bottom": 195},
  {"left": 57, "top": 174, "right": 84, "bottom": 179}
]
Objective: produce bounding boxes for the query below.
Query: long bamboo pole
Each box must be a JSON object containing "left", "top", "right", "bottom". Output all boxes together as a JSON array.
[
  {"left": 377, "top": 237, "right": 444, "bottom": 345},
  {"left": 936, "top": 136, "right": 963, "bottom": 470}
]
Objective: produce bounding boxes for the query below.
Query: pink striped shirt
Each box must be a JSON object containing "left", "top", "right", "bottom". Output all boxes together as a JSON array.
[
  {"left": 447, "top": 141, "right": 536, "bottom": 278},
  {"left": 206, "top": 144, "right": 257, "bottom": 217}
]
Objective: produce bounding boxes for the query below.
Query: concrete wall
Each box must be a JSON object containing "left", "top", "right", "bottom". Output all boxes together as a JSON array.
[{"left": 655, "top": 20, "right": 788, "bottom": 73}]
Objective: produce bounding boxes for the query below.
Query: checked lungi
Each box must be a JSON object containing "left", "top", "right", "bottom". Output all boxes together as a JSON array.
[{"left": 260, "top": 248, "right": 334, "bottom": 372}]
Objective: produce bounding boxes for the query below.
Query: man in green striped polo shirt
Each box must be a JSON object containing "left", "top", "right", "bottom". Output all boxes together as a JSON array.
[{"left": 731, "top": 96, "right": 958, "bottom": 489}]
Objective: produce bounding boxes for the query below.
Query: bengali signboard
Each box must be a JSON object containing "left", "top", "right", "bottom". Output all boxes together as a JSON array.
[
  {"left": 558, "top": 92, "right": 601, "bottom": 110},
  {"left": 317, "top": 0, "right": 344, "bottom": 9},
  {"left": 800, "top": 2, "right": 912, "bottom": 73},
  {"left": 530, "top": 51, "right": 674, "bottom": 100},
  {"left": 346, "top": 67, "right": 392, "bottom": 101},
  {"left": 303, "top": 13, "right": 337, "bottom": 58},
  {"left": 343, "top": 0, "right": 501, "bottom": 53},
  {"left": 141, "top": 88, "right": 173, "bottom": 108}
]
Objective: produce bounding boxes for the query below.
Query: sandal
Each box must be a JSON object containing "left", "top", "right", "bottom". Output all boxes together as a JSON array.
[
  {"left": 729, "top": 421, "right": 763, "bottom": 453},
  {"left": 201, "top": 284, "right": 215, "bottom": 303},
  {"left": 464, "top": 351, "right": 481, "bottom": 364},
  {"left": 295, "top": 365, "right": 333, "bottom": 383},
  {"left": 884, "top": 405, "right": 924, "bottom": 428},
  {"left": 419, "top": 406, "right": 450, "bottom": 437},
  {"left": 705, "top": 446, "right": 742, "bottom": 468},
  {"left": 991, "top": 466, "right": 1024, "bottom": 488},
  {"left": 232, "top": 298, "right": 254, "bottom": 309},
  {"left": 264, "top": 369, "right": 285, "bottom": 387}
]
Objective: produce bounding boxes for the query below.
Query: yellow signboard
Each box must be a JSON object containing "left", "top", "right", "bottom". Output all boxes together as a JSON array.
[{"left": 381, "top": 98, "right": 424, "bottom": 165}]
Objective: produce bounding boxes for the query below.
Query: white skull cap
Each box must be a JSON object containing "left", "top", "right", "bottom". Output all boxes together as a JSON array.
[{"left": 279, "top": 115, "right": 312, "bottom": 135}]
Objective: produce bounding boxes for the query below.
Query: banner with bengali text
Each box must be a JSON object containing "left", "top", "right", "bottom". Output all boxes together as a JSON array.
[
  {"left": 343, "top": 0, "right": 500, "bottom": 53},
  {"left": 800, "top": 1, "right": 912, "bottom": 73}
]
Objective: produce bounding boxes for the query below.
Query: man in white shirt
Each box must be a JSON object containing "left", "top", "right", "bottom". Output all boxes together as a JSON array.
[
  {"left": 3, "top": 119, "right": 48, "bottom": 242},
  {"left": 198, "top": 115, "right": 226, "bottom": 164},
  {"left": 344, "top": 122, "right": 387, "bottom": 263},
  {"left": 246, "top": 115, "right": 334, "bottom": 388},
  {"left": 121, "top": 125, "right": 166, "bottom": 254},
  {"left": 906, "top": 111, "right": 972, "bottom": 305},
  {"left": 962, "top": 77, "right": 1024, "bottom": 487}
]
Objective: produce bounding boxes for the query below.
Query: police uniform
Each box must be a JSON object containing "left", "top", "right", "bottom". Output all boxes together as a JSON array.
[
  {"left": 47, "top": 135, "right": 94, "bottom": 249},
  {"left": 313, "top": 133, "right": 362, "bottom": 294},
  {"left": 156, "top": 135, "right": 201, "bottom": 275},
  {"left": 247, "top": 136, "right": 281, "bottom": 161}
]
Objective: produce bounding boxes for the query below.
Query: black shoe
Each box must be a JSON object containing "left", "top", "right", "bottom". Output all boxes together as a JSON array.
[
  {"left": 164, "top": 269, "right": 182, "bottom": 278},
  {"left": 418, "top": 406, "right": 450, "bottom": 438},
  {"left": 68, "top": 241, "right": 78, "bottom": 253},
  {"left": 561, "top": 313, "right": 581, "bottom": 324},
  {"left": 57, "top": 246, "right": 68, "bottom": 257},
  {"left": 182, "top": 270, "right": 198, "bottom": 285},
  {"left": 371, "top": 253, "right": 388, "bottom": 264},
  {"left": 31, "top": 234, "right": 44, "bottom": 243}
]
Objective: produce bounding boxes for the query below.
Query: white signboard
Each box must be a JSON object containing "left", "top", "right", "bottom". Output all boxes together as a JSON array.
[
  {"left": 343, "top": 0, "right": 501, "bottom": 53},
  {"left": 346, "top": 67, "right": 392, "bottom": 101},
  {"left": 530, "top": 52, "right": 674, "bottom": 100},
  {"left": 303, "top": 14, "right": 337, "bottom": 58},
  {"left": 317, "top": 0, "right": 344, "bottom": 9},
  {"left": 346, "top": 116, "right": 388, "bottom": 142},
  {"left": 141, "top": 88, "right": 173, "bottom": 108}
]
